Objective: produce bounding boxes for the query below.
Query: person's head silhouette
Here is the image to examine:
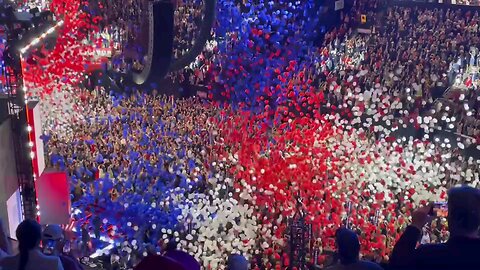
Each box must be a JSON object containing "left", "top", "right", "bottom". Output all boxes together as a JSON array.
[
  {"left": 16, "top": 220, "right": 42, "bottom": 270},
  {"left": 447, "top": 186, "right": 480, "bottom": 238},
  {"left": 335, "top": 227, "right": 360, "bottom": 265},
  {"left": 227, "top": 254, "right": 248, "bottom": 270}
]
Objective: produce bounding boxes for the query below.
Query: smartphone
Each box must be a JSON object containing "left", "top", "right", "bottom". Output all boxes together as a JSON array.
[
  {"left": 431, "top": 202, "right": 448, "bottom": 217},
  {"left": 43, "top": 239, "right": 56, "bottom": 255},
  {"left": 63, "top": 240, "right": 71, "bottom": 254}
]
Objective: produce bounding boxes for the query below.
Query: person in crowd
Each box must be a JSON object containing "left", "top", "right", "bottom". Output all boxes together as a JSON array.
[
  {"left": 33, "top": 0, "right": 480, "bottom": 267},
  {"left": 80, "top": 224, "right": 91, "bottom": 256},
  {"left": 0, "top": 220, "right": 64, "bottom": 270},
  {"left": 164, "top": 248, "right": 201, "bottom": 270},
  {"left": 227, "top": 254, "right": 248, "bottom": 270},
  {"left": 390, "top": 186, "right": 480, "bottom": 270},
  {"left": 42, "top": 225, "right": 84, "bottom": 270},
  {"left": 325, "top": 228, "right": 383, "bottom": 270}
]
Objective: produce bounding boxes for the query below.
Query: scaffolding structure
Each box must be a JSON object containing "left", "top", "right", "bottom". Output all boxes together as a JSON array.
[{"left": 4, "top": 51, "right": 37, "bottom": 221}]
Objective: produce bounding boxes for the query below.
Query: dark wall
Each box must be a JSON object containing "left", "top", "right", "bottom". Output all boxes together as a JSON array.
[
  {"left": 149, "top": 2, "right": 174, "bottom": 79},
  {"left": 0, "top": 118, "right": 20, "bottom": 237},
  {"left": 0, "top": 97, "right": 10, "bottom": 126}
]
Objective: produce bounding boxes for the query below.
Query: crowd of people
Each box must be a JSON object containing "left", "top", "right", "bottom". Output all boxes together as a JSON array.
[
  {"left": 45, "top": 88, "right": 223, "bottom": 267},
  {"left": 39, "top": 94, "right": 480, "bottom": 268},
  {"left": 90, "top": 0, "right": 147, "bottom": 73},
  {"left": 306, "top": 6, "right": 480, "bottom": 138},
  {"left": 172, "top": 0, "right": 204, "bottom": 60},
  {"left": 94, "top": 0, "right": 146, "bottom": 49},
  {"left": 107, "top": 0, "right": 206, "bottom": 76},
  {"left": 5, "top": 0, "right": 480, "bottom": 269},
  {"left": 2, "top": 186, "right": 480, "bottom": 270},
  {"left": 167, "top": 0, "right": 214, "bottom": 85}
]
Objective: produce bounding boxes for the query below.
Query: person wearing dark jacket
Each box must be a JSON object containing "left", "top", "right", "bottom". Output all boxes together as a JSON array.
[
  {"left": 42, "top": 225, "right": 84, "bottom": 270},
  {"left": 390, "top": 186, "right": 480, "bottom": 270},
  {"left": 325, "top": 228, "right": 383, "bottom": 270}
]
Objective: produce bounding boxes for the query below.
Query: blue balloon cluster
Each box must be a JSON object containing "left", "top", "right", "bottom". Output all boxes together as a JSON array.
[
  {"left": 47, "top": 92, "right": 209, "bottom": 247},
  {"left": 44, "top": 0, "right": 324, "bottom": 258},
  {"left": 212, "top": 0, "right": 320, "bottom": 109}
]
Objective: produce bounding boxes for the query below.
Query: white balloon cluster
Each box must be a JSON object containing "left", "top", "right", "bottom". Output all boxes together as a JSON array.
[
  {"left": 324, "top": 127, "right": 480, "bottom": 206},
  {"left": 172, "top": 163, "right": 264, "bottom": 269}
]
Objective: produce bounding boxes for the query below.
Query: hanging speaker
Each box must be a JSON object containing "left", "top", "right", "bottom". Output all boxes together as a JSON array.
[
  {"left": 149, "top": 2, "right": 174, "bottom": 79},
  {"left": 131, "top": 1, "right": 174, "bottom": 85}
]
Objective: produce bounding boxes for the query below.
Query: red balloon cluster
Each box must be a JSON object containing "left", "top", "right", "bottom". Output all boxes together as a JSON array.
[
  {"left": 22, "top": 0, "right": 104, "bottom": 98},
  {"left": 210, "top": 107, "right": 412, "bottom": 263}
]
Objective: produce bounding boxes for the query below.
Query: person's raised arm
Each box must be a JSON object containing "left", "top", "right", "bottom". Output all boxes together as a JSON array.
[{"left": 389, "top": 205, "right": 430, "bottom": 269}]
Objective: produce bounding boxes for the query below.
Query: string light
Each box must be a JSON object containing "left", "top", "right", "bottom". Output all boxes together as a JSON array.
[
  {"left": 19, "top": 20, "right": 64, "bottom": 56},
  {"left": 16, "top": 20, "right": 62, "bottom": 222}
]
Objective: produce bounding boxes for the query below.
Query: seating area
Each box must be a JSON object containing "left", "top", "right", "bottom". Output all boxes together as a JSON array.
[{"left": 0, "top": 0, "right": 480, "bottom": 270}]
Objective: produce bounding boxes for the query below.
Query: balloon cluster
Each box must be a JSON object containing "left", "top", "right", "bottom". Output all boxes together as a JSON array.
[
  {"left": 39, "top": 0, "right": 480, "bottom": 269},
  {"left": 22, "top": 0, "right": 105, "bottom": 130}
]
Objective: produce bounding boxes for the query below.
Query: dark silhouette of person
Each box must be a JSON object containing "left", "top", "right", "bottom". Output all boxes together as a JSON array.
[
  {"left": 0, "top": 220, "right": 63, "bottom": 270},
  {"left": 325, "top": 228, "right": 383, "bottom": 270},
  {"left": 390, "top": 186, "right": 480, "bottom": 270}
]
